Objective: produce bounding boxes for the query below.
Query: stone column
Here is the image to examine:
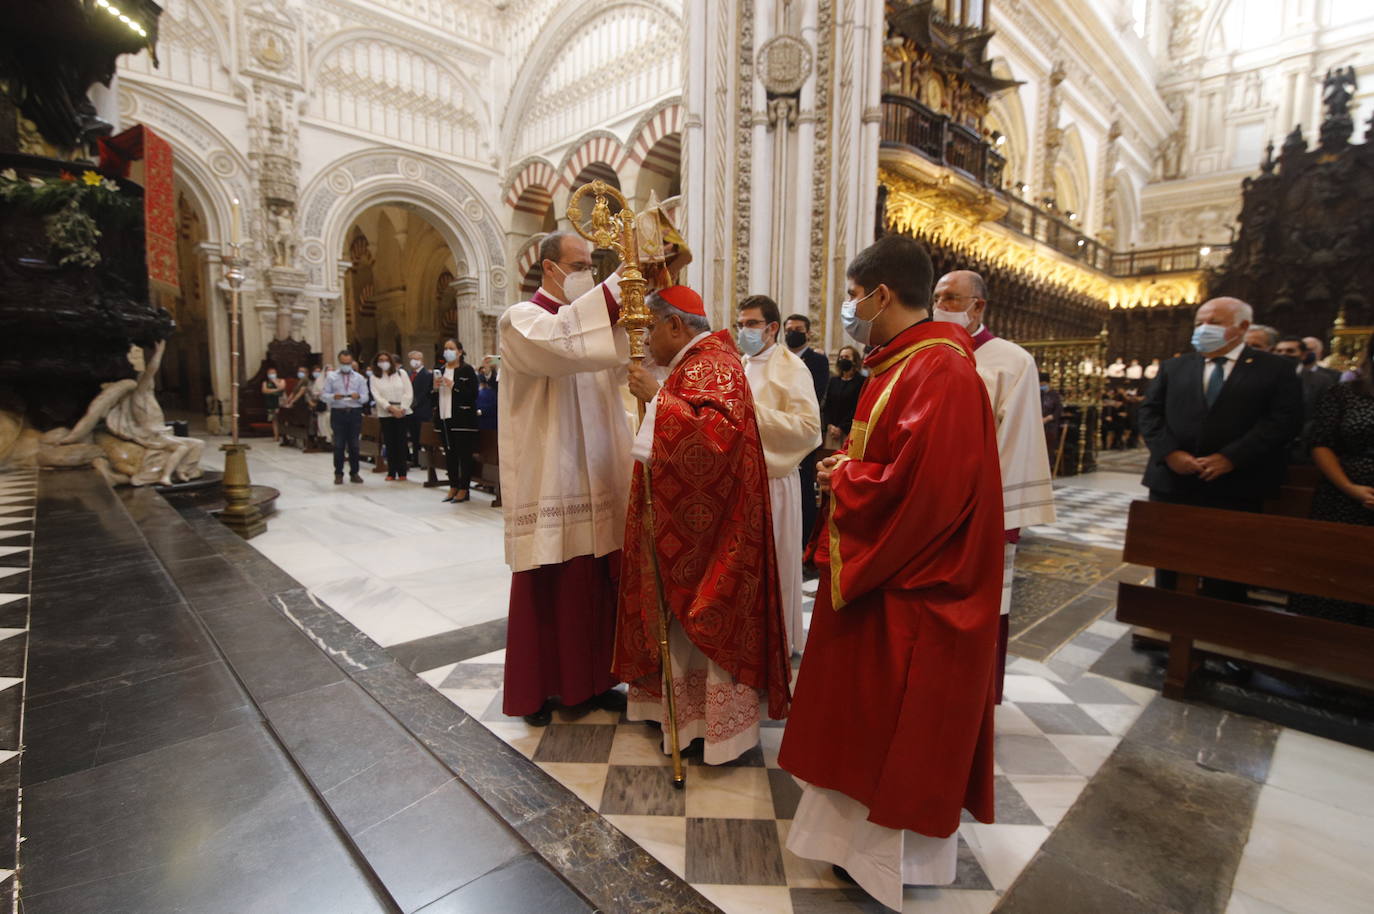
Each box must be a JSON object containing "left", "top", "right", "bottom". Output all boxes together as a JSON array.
[{"left": 451, "top": 277, "right": 483, "bottom": 352}]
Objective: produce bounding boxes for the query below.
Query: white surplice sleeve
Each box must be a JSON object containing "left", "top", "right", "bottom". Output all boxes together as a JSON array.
[{"left": 500, "top": 277, "right": 628, "bottom": 379}]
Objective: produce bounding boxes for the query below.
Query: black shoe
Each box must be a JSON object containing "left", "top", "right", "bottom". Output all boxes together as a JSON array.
[
  {"left": 832, "top": 865, "right": 857, "bottom": 885},
  {"left": 592, "top": 688, "right": 627, "bottom": 712},
  {"left": 523, "top": 705, "right": 553, "bottom": 727},
  {"left": 349, "top": 474, "right": 364, "bottom": 484},
  {"left": 334, "top": 473, "right": 344, "bottom": 485}
]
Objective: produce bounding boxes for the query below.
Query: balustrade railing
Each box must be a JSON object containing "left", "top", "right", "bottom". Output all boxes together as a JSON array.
[{"left": 880, "top": 94, "right": 1005, "bottom": 188}]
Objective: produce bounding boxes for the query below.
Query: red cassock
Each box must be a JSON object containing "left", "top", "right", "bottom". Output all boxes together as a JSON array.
[
  {"left": 612, "top": 330, "right": 792, "bottom": 719},
  {"left": 778, "top": 320, "right": 1005, "bottom": 837}
]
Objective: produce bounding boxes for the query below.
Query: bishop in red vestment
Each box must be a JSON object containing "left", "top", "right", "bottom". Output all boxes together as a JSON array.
[
  {"left": 778, "top": 236, "right": 1004, "bottom": 911},
  {"left": 614, "top": 286, "right": 792, "bottom": 765}
]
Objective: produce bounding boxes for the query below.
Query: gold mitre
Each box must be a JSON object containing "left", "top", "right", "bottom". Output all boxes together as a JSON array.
[{"left": 634, "top": 191, "right": 692, "bottom": 284}]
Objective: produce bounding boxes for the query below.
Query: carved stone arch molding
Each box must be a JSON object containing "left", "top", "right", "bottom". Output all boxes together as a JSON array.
[
  {"left": 118, "top": 85, "right": 253, "bottom": 243},
  {"left": 299, "top": 150, "right": 507, "bottom": 314},
  {"left": 619, "top": 96, "right": 685, "bottom": 171},
  {"left": 499, "top": 0, "right": 684, "bottom": 158}
]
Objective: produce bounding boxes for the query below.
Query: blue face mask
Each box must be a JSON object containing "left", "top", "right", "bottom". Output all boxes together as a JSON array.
[
  {"left": 738, "top": 326, "right": 768, "bottom": 356},
  {"left": 339, "top": 364, "right": 354, "bottom": 374},
  {"left": 842, "top": 290, "right": 879, "bottom": 345},
  {"left": 1191, "top": 323, "right": 1230, "bottom": 354}
]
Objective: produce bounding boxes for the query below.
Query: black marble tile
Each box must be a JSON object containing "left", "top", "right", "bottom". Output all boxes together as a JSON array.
[
  {"left": 688, "top": 742, "right": 766, "bottom": 768},
  {"left": 22, "top": 722, "right": 389, "bottom": 913},
  {"left": 350, "top": 660, "right": 714, "bottom": 914},
  {"left": 961, "top": 775, "right": 1042, "bottom": 826},
  {"left": 1024, "top": 739, "right": 1257, "bottom": 914},
  {"left": 24, "top": 600, "right": 217, "bottom": 703},
  {"left": 29, "top": 558, "right": 184, "bottom": 614},
  {"left": 1090, "top": 632, "right": 1168, "bottom": 691},
  {"left": 0, "top": 550, "right": 30, "bottom": 569},
  {"left": 0, "top": 757, "right": 17, "bottom": 869},
  {"left": 163, "top": 554, "right": 265, "bottom": 612},
  {"left": 21, "top": 660, "right": 258, "bottom": 787},
  {"left": 0, "top": 532, "right": 32, "bottom": 549},
  {"left": 1016, "top": 701, "right": 1112, "bottom": 736},
  {"left": 0, "top": 596, "right": 25, "bottom": 630},
  {"left": 1014, "top": 592, "right": 1115, "bottom": 656},
  {"left": 685, "top": 817, "right": 786, "bottom": 885},
  {"left": 269, "top": 587, "right": 393, "bottom": 673},
  {"left": 438, "top": 662, "right": 505, "bottom": 690},
  {"left": 195, "top": 597, "right": 346, "bottom": 703},
  {"left": 0, "top": 631, "right": 24, "bottom": 679},
  {"left": 532, "top": 723, "right": 617, "bottom": 764},
  {"left": 993, "top": 733, "right": 1079, "bottom": 776},
  {"left": 262, "top": 679, "right": 454, "bottom": 832},
  {"left": 414, "top": 853, "right": 595, "bottom": 914},
  {"left": 388, "top": 617, "right": 509, "bottom": 673},
  {"left": 951, "top": 835, "right": 994, "bottom": 890},
  {"left": 353, "top": 779, "right": 526, "bottom": 912},
  {"left": 768, "top": 767, "right": 803, "bottom": 820},
  {"left": 1068, "top": 629, "right": 1119, "bottom": 654},
  {"left": 1053, "top": 674, "right": 1136, "bottom": 705},
  {"left": 790, "top": 887, "right": 892, "bottom": 913},
  {"left": 1008, "top": 575, "right": 1086, "bottom": 639},
  {"left": 599, "top": 764, "right": 687, "bottom": 816},
  {"left": 0, "top": 685, "right": 18, "bottom": 751},
  {"left": 1124, "top": 696, "right": 1280, "bottom": 783},
  {"left": 995, "top": 849, "right": 1183, "bottom": 914}
]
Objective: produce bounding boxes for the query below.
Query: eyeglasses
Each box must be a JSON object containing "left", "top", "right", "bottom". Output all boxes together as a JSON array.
[
  {"left": 557, "top": 260, "right": 595, "bottom": 273},
  {"left": 734, "top": 319, "right": 769, "bottom": 330},
  {"left": 932, "top": 293, "right": 977, "bottom": 305}
]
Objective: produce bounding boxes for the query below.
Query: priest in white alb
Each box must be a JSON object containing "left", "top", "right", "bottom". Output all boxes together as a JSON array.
[
  {"left": 497, "top": 231, "right": 635, "bottom": 726},
  {"left": 736, "top": 294, "right": 822, "bottom": 653},
  {"left": 932, "top": 269, "right": 1057, "bottom": 701}
]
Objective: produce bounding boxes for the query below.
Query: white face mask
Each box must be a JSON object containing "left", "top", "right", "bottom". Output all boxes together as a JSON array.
[
  {"left": 376, "top": 362, "right": 390, "bottom": 372},
  {"left": 932, "top": 306, "right": 975, "bottom": 330},
  {"left": 556, "top": 263, "right": 595, "bottom": 301},
  {"left": 267, "top": 373, "right": 277, "bottom": 380},
  {"left": 444, "top": 349, "right": 459, "bottom": 362},
  {"left": 410, "top": 359, "right": 422, "bottom": 370}
]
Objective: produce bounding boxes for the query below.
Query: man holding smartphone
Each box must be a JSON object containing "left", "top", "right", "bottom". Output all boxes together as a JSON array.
[{"left": 322, "top": 349, "right": 367, "bottom": 485}]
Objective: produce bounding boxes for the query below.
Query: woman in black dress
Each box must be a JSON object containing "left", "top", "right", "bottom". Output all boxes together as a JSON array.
[
  {"left": 433, "top": 339, "right": 480, "bottom": 503},
  {"left": 822, "top": 345, "right": 865, "bottom": 450},
  {"left": 1295, "top": 337, "right": 1374, "bottom": 625}
]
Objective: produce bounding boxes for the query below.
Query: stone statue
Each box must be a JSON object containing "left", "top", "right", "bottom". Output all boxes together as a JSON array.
[
  {"left": 57, "top": 340, "right": 205, "bottom": 486},
  {"left": 270, "top": 204, "right": 297, "bottom": 267}
]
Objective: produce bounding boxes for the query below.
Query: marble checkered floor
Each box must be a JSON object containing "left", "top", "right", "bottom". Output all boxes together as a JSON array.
[
  {"left": 0, "top": 469, "right": 36, "bottom": 901},
  {"left": 1026, "top": 485, "right": 1135, "bottom": 549},
  {"left": 416, "top": 582, "right": 1156, "bottom": 914}
]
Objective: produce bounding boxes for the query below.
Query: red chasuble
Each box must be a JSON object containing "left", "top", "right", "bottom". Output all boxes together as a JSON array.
[
  {"left": 778, "top": 320, "right": 1004, "bottom": 836},
  {"left": 612, "top": 330, "right": 792, "bottom": 719}
]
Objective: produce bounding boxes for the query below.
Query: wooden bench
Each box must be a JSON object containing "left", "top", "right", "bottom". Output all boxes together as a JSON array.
[
  {"left": 1116, "top": 500, "right": 1374, "bottom": 700},
  {"left": 360, "top": 415, "right": 390, "bottom": 474},
  {"left": 419, "top": 424, "right": 447, "bottom": 488}
]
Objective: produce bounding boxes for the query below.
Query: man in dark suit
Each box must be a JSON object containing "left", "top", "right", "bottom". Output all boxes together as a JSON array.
[
  {"left": 785, "top": 313, "right": 829, "bottom": 554},
  {"left": 405, "top": 349, "right": 434, "bottom": 467},
  {"left": 1138, "top": 298, "right": 1302, "bottom": 598},
  {"left": 1275, "top": 335, "right": 1337, "bottom": 461}
]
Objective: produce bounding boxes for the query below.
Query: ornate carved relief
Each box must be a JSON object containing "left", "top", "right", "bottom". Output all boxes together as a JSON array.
[
  {"left": 733, "top": 0, "right": 756, "bottom": 301},
  {"left": 806, "top": 0, "right": 835, "bottom": 308}
]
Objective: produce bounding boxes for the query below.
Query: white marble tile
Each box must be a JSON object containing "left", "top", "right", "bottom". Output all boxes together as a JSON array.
[
  {"left": 1005, "top": 656, "right": 1067, "bottom": 684},
  {"left": 0, "top": 567, "right": 25, "bottom": 584},
  {"left": 775, "top": 820, "right": 849, "bottom": 889},
  {"left": 307, "top": 577, "right": 457, "bottom": 647},
  {"left": 957, "top": 822, "right": 1050, "bottom": 892},
  {"left": 605, "top": 814, "right": 688, "bottom": 878},
  {"left": 480, "top": 720, "right": 544, "bottom": 760},
  {"left": 438, "top": 687, "right": 498, "bottom": 719},
  {"left": 0, "top": 751, "right": 17, "bottom": 767},
  {"left": 759, "top": 728, "right": 783, "bottom": 768},
  {"left": 1079, "top": 702, "right": 1145, "bottom": 736},
  {"left": 685, "top": 765, "right": 775, "bottom": 819},
  {"left": 417, "top": 663, "right": 458, "bottom": 688},
  {"left": 1231, "top": 783, "right": 1374, "bottom": 914},
  {"left": 1001, "top": 675, "right": 1072, "bottom": 704},
  {"left": 1044, "top": 734, "right": 1118, "bottom": 778},
  {"left": 536, "top": 761, "right": 608, "bottom": 810},
  {"left": 900, "top": 888, "right": 1000, "bottom": 914},
  {"left": 693, "top": 884, "right": 793, "bottom": 914},
  {"left": 1265, "top": 728, "right": 1374, "bottom": 819},
  {"left": 464, "top": 648, "right": 506, "bottom": 665},
  {"left": 0, "top": 518, "right": 31, "bottom": 529},
  {"left": 0, "top": 678, "right": 21, "bottom": 693},
  {"left": 1006, "top": 775, "right": 1088, "bottom": 827},
  {"left": 0, "top": 595, "right": 23, "bottom": 610},
  {"left": 1098, "top": 678, "right": 1157, "bottom": 706},
  {"left": 609, "top": 724, "right": 673, "bottom": 767},
  {"left": 1225, "top": 889, "right": 1295, "bottom": 914},
  {"left": 995, "top": 702, "right": 1045, "bottom": 736},
  {"left": 1047, "top": 643, "right": 1102, "bottom": 670}
]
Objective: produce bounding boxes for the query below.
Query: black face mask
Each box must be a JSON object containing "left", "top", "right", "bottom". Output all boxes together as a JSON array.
[
  {"left": 1302, "top": 352, "right": 1317, "bottom": 365},
  {"left": 837, "top": 358, "right": 854, "bottom": 373},
  {"left": 785, "top": 330, "right": 807, "bottom": 349}
]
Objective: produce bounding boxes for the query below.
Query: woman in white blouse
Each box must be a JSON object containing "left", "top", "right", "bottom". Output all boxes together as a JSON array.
[
  {"left": 369, "top": 351, "right": 414, "bottom": 481},
  {"left": 432, "top": 338, "right": 479, "bottom": 503}
]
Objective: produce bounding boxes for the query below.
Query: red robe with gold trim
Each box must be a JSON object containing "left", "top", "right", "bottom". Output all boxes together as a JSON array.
[
  {"left": 613, "top": 330, "right": 792, "bottom": 719},
  {"left": 778, "top": 320, "right": 1004, "bottom": 836}
]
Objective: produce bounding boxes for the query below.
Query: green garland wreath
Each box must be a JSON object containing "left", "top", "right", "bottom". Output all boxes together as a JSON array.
[{"left": 0, "top": 167, "right": 142, "bottom": 268}]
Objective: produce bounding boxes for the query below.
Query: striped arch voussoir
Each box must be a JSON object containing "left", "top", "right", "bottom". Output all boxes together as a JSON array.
[
  {"left": 557, "top": 134, "right": 625, "bottom": 191},
  {"left": 617, "top": 101, "right": 684, "bottom": 172},
  {"left": 504, "top": 158, "right": 557, "bottom": 212}
]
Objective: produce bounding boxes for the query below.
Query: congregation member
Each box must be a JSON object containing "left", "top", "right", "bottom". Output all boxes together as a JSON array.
[
  {"left": 475, "top": 371, "right": 497, "bottom": 430},
  {"left": 323, "top": 350, "right": 366, "bottom": 484},
  {"left": 822, "top": 345, "right": 865, "bottom": 449},
  {"left": 1276, "top": 335, "right": 1337, "bottom": 460},
  {"left": 406, "top": 350, "right": 434, "bottom": 468},
  {"left": 1303, "top": 335, "right": 1341, "bottom": 377},
  {"left": 498, "top": 231, "right": 633, "bottom": 727},
  {"left": 932, "top": 269, "right": 1056, "bottom": 702},
  {"left": 779, "top": 235, "right": 1004, "bottom": 909},
  {"left": 1245, "top": 324, "right": 1279, "bottom": 352},
  {"left": 369, "top": 352, "right": 414, "bottom": 482},
  {"left": 434, "top": 339, "right": 479, "bottom": 503},
  {"left": 615, "top": 286, "right": 791, "bottom": 765},
  {"left": 1137, "top": 297, "right": 1302, "bottom": 598},
  {"left": 262, "top": 367, "right": 286, "bottom": 442},
  {"left": 737, "top": 294, "right": 822, "bottom": 653},
  {"left": 1040, "top": 372, "right": 1065, "bottom": 471},
  {"left": 785, "top": 312, "right": 830, "bottom": 546},
  {"left": 310, "top": 364, "right": 331, "bottom": 444}
]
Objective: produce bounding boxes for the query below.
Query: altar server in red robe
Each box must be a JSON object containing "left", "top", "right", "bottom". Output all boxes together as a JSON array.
[
  {"left": 778, "top": 235, "right": 1004, "bottom": 910},
  {"left": 614, "top": 285, "right": 792, "bottom": 764}
]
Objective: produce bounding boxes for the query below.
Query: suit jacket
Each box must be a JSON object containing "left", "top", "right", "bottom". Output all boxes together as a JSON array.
[
  {"left": 1137, "top": 347, "right": 1303, "bottom": 499},
  {"left": 408, "top": 367, "right": 434, "bottom": 421},
  {"left": 796, "top": 347, "right": 830, "bottom": 413}
]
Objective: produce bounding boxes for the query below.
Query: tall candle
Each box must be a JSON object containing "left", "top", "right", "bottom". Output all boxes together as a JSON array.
[{"left": 230, "top": 197, "right": 241, "bottom": 246}]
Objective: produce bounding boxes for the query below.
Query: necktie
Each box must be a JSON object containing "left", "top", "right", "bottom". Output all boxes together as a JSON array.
[{"left": 1205, "top": 356, "right": 1226, "bottom": 407}]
